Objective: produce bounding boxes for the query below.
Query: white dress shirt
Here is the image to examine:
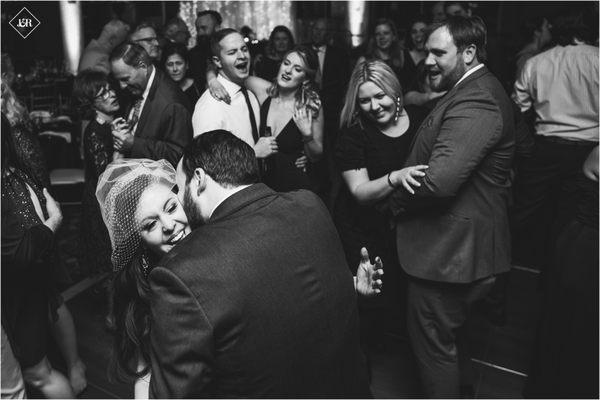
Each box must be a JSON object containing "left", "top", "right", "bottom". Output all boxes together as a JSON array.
[
  {"left": 192, "top": 74, "right": 261, "bottom": 147},
  {"left": 512, "top": 44, "right": 599, "bottom": 142},
  {"left": 455, "top": 63, "right": 484, "bottom": 88},
  {"left": 129, "top": 66, "right": 156, "bottom": 135}
]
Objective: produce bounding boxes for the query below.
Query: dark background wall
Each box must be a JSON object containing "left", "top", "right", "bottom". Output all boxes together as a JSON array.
[{"left": 2, "top": 1, "right": 597, "bottom": 83}]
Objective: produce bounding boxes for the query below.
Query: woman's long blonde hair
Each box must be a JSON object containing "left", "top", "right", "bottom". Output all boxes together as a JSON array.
[
  {"left": 1, "top": 79, "right": 28, "bottom": 126},
  {"left": 267, "top": 45, "right": 321, "bottom": 118},
  {"left": 339, "top": 59, "right": 403, "bottom": 129}
]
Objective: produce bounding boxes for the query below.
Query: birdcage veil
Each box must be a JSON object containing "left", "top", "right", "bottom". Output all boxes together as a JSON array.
[{"left": 96, "top": 158, "right": 177, "bottom": 272}]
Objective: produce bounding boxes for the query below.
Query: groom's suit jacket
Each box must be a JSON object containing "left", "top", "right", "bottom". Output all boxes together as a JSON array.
[
  {"left": 148, "top": 184, "right": 370, "bottom": 398},
  {"left": 387, "top": 66, "right": 515, "bottom": 283}
]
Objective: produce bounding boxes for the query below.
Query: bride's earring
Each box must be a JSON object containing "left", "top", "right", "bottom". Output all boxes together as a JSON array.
[{"left": 140, "top": 248, "right": 150, "bottom": 277}]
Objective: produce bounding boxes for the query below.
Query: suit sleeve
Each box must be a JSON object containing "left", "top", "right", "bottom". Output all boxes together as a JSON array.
[
  {"left": 192, "top": 97, "right": 225, "bottom": 138},
  {"left": 131, "top": 103, "right": 192, "bottom": 166},
  {"left": 148, "top": 266, "right": 215, "bottom": 398},
  {"left": 388, "top": 92, "right": 503, "bottom": 216}
]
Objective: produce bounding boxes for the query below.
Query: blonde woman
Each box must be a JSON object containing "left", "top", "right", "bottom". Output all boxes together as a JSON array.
[{"left": 333, "top": 59, "right": 428, "bottom": 342}]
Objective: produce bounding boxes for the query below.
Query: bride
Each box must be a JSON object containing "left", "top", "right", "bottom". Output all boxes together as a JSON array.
[{"left": 96, "top": 158, "right": 384, "bottom": 398}]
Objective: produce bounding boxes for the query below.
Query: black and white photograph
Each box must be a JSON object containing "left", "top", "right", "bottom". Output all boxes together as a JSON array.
[{"left": 1, "top": 1, "right": 598, "bottom": 398}]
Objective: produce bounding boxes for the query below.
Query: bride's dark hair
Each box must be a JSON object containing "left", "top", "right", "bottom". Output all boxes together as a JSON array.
[{"left": 110, "top": 255, "right": 152, "bottom": 381}]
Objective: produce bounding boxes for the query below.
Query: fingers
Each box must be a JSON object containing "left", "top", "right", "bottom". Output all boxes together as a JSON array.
[
  {"left": 374, "top": 256, "right": 383, "bottom": 272},
  {"left": 402, "top": 179, "right": 415, "bottom": 194},
  {"left": 406, "top": 175, "right": 421, "bottom": 188},
  {"left": 360, "top": 247, "right": 370, "bottom": 264},
  {"left": 42, "top": 188, "right": 53, "bottom": 201}
]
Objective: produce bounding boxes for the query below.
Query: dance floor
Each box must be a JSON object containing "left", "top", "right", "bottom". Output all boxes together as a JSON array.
[{"left": 42, "top": 203, "right": 541, "bottom": 398}]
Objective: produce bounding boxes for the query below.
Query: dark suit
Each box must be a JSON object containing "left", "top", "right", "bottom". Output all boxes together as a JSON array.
[
  {"left": 127, "top": 69, "right": 192, "bottom": 166},
  {"left": 387, "top": 65, "right": 515, "bottom": 396},
  {"left": 148, "top": 184, "right": 370, "bottom": 398}
]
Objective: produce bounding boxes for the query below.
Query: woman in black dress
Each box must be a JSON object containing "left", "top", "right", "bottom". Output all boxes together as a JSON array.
[
  {"left": 1, "top": 114, "right": 75, "bottom": 398},
  {"left": 209, "top": 45, "right": 324, "bottom": 192},
  {"left": 162, "top": 43, "right": 202, "bottom": 106},
  {"left": 334, "top": 59, "right": 428, "bottom": 342}
]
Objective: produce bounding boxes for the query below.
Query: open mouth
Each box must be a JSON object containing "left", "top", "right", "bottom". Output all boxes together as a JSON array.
[
  {"left": 167, "top": 230, "right": 187, "bottom": 245},
  {"left": 235, "top": 61, "right": 249, "bottom": 72},
  {"left": 280, "top": 73, "right": 291, "bottom": 82},
  {"left": 429, "top": 70, "right": 442, "bottom": 80}
]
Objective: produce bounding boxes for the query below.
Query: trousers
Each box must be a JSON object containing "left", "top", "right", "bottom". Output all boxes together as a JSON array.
[{"left": 407, "top": 275, "right": 496, "bottom": 398}]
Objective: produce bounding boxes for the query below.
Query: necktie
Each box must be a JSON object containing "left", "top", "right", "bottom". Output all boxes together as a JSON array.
[
  {"left": 128, "top": 98, "right": 143, "bottom": 130},
  {"left": 240, "top": 87, "right": 259, "bottom": 144}
]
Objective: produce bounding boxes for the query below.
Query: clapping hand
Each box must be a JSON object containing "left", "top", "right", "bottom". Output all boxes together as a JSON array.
[{"left": 355, "top": 247, "right": 384, "bottom": 297}]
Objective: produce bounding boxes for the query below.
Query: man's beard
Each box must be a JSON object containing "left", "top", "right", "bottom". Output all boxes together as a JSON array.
[
  {"left": 431, "top": 62, "right": 467, "bottom": 92},
  {"left": 183, "top": 186, "right": 205, "bottom": 229}
]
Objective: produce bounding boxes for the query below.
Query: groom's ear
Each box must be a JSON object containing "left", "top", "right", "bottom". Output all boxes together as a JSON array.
[{"left": 194, "top": 167, "right": 207, "bottom": 196}]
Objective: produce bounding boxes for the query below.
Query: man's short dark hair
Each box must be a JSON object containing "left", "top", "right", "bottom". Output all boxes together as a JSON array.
[
  {"left": 210, "top": 28, "right": 240, "bottom": 57},
  {"left": 110, "top": 42, "right": 151, "bottom": 67},
  {"left": 129, "top": 20, "right": 157, "bottom": 40},
  {"left": 181, "top": 130, "right": 258, "bottom": 187},
  {"left": 552, "top": 9, "right": 594, "bottom": 46},
  {"left": 430, "top": 15, "right": 487, "bottom": 62},
  {"left": 197, "top": 10, "right": 222, "bottom": 26}
]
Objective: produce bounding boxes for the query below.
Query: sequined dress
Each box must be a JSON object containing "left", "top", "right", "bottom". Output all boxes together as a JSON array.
[{"left": 1, "top": 168, "right": 60, "bottom": 367}]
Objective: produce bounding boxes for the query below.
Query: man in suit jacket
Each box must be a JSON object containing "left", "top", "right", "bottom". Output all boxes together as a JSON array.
[
  {"left": 147, "top": 130, "right": 370, "bottom": 398},
  {"left": 110, "top": 43, "right": 192, "bottom": 166},
  {"left": 386, "top": 16, "right": 515, "bottom": 397}
]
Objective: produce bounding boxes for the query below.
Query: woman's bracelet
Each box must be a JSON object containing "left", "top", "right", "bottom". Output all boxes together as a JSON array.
[{"left": 387, "top": 172, "right": 396, "bottom": 188}]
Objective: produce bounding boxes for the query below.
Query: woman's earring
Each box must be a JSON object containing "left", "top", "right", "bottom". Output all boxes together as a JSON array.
[
  {"left": 394, "top": 97, "right": 401, "bottom": 122},
  {"left": 140, "top": 249, "right": 150, "bottom": 278}
]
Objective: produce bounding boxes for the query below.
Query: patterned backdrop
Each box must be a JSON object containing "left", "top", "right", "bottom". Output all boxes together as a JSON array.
[{"left": 179, "top": 1, "right": 294, "bottom": 48}]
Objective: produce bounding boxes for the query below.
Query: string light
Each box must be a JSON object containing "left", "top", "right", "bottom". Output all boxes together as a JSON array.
[{"left": 179, "top": 0, "right": 293, "bottom": 48}]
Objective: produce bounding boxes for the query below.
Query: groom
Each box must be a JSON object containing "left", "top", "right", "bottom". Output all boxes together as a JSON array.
[{"left": 147, "top": 130, "right": 371, "bottom": 398}]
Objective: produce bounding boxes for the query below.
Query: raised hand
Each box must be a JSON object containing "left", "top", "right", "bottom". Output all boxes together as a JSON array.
[
  {"left": 355, "top": 247, "right": 384, "bottom": 297},
  {"left": 293, "top": 107, "right": 313, "bottom": 140}
]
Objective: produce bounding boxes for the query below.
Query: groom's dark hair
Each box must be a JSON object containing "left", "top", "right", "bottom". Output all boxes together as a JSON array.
[{"left": 181, "top": 130, "right": 259, "bottom": 187}]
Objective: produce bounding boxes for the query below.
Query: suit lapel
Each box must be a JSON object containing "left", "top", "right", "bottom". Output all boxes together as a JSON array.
[{"left": 134, "top": 69, "right": 160, "bottom": 137}]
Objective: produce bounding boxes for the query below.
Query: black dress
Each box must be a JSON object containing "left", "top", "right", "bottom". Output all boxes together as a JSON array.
[
  {"left": 11, "top": 119, "right": 50, "bottom": 188},
  {"left": 81, "top": 118, "right": 113, "bottom": 275},
  {"left": 333, "top": 107, "right": 425, "bottom": 337},
  {"left": 259, "top": 97, "right": 314, "bottom": 192},
  {"left": 183, "top": 80, "right": 202, "bottom": 107},
  {"left": 1, "top": 168, "right": 59, "bottom": 368}
]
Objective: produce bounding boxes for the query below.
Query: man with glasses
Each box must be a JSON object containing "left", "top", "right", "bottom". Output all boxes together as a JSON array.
[{"left": 129, "top": 21, "right": 162, "bottom": 64}]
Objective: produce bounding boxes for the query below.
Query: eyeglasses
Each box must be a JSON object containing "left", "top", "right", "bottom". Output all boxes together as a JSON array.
[
  {"left": 134, "top": 36, "right": 159, "bottom": 44},
  {"left": 94, "top": 85, "right": 115, "bottom": 101}
]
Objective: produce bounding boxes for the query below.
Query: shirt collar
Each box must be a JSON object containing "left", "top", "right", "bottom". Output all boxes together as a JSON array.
[
  {"left": 217, "top": 73, "right": 243, "bottom": 97},
  {"left": 454, "top": 63, "right": 484, "bottom": 88},
  {"left": 141, "top": 65, "right": 156, "bottom": 100}
]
